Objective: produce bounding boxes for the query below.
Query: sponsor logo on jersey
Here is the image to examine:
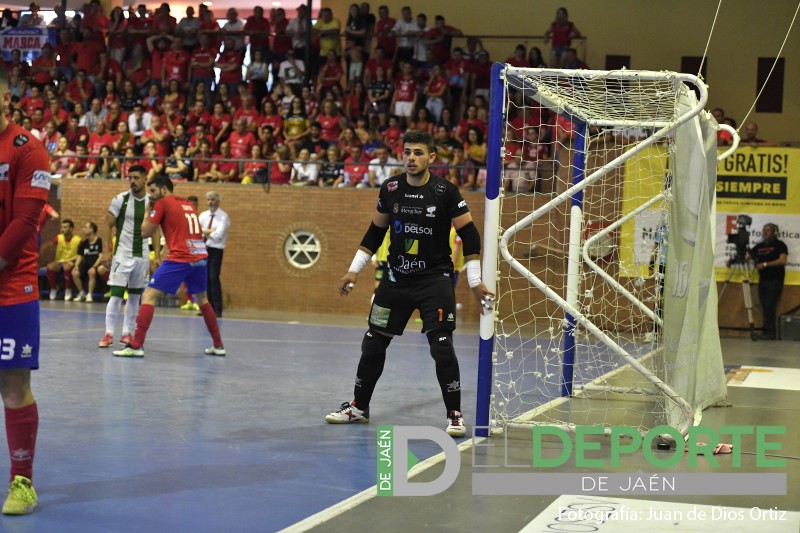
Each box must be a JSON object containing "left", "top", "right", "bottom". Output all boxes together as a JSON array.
[
  {"left": 404, "top": 239, "right": 418, "bottom": 254},
  {"left": 0, "top": 163, "right": 8, "bottom": 181},
  {"left": 405, "top": 193, "right": 423, "bottom": 199},
  {"left": 13, "top": 134, "right": 29, "bottom": 147},
  {"left": 393, "top": 202, "right": 399, "bottom": 214},
  {"left": 435, "top": 182, "right": 446, "bottom": 195},
  {"left": 31, "top": 170, "right": 51, "bottom": 190},
  {"left": 404, "top": 223, "right": 432, "bottom": 235},
  {"left": 387, "top": 181, "right": 398, "bottom": 191},
  {"left": 426, "top": 206, "right": 436, "bottom": 217},
  {"left": 400, "top": 206, "right": 423, "bottom": 215},
  {"left": 458, "top": 199, "right": 467, "bottom": 209},
  {"left": 393, "top": 219, "right": 403, "bottom": 234},
  {"left": 21, "top": 344, "right": 33, "bottom": 358},
  {"left": 394, "top": 254, "right": 426, "bottom": 274}
]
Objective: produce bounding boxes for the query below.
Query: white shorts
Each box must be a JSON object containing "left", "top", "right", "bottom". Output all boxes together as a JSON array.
[
  {"left": 109, "top": 255, "right": 151, "bottom": 289},
  {"left": 394, "top": 101, "right": 414, "bottom": 118}
]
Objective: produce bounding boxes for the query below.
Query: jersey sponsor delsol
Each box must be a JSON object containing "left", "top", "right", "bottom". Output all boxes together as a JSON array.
[
  {"left": 0, "top": 123, "right": 51, "bottom": 305},
  {"left": 149, "top": 195, "right": 207, "bottom": 263},
  {"left": 109, "top": 191, "right": 150, "bottom": 258},
  {"left": 377, "top": 174, "right": 469, "bottom": 278}
]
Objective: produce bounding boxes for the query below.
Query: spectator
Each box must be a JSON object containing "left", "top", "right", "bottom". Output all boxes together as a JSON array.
[
  {"left": 164, "top": 145, "right": 192, "bottom": 181},
  {"left": 391, "top": 62, "right": 417, "bottom": 128},
  {"left": 209, "top": 102, "right": 232, "bottom": 148},
  {"left": 63, "top": 114, "right": 89, "bottom": 149},
  {"left": 278, "top": 49, "right": 306, "bottom": 95},
  {"left": 245, "top": 6, "right": 271, "bottom": 62},
  {"left": 29, "top": 44, "right": 55, "bottom": 88},
  {"left": 543, "top": 7, "right": 581, "bottom": 68},
  {"left": 409, "top": 107, "right": 435, "bottom": 135},
  {"left": 46, "top": 220, "right": 82, "bottom": 300},
  {"left": 318, "top": 99, "right": 347, "bottom": 146},
  {"left": 346, "top": 81, "right": 368, "bottom": 123},
  {"left": 314, "top": 8, "right": 342, "bottom": 66},
  {"left": 240, "top": 144, "right": 269, "bottom": 185},
  {"left": 464, "top": 126, "right": 487, "bottom": 182},
  {"left": 423, "top": 64, "right": 448, "bottom": 123},
  {"left": 338, "top": 127, "right": 359, "bottom": 155},
  {"left": 392, "top": 6, "right": 416, "bottom": 68},
  {"left": 382, "top": 114, "right": 404, "bottom": 155},
  {"left": 367, "top": 65, "right": 392, "bottom": 128},
  {"left": 341, "top": 144, "right": 370, "bottom": 187},
  {"left": 283, "top": 97, "right": 310, "bottom": 156},
  {"left": 50, "top": 136, "right": 75, "bottom": 176},
  {"left": 367, "top": 143, "right": 400, "bottom": 187},
  {"left": 89, "top": 145, "right": 120, "bottom": 179},
  {"left": 247, "top": 49, "right": 270, "bottom": 104},
  {"left": 87, "top": 121, "right": 113, "bottom": 156},
  {"left": 445, "top": 48, "right": 469, "bottom": 119},
  {"left": 211, "top": 141, "right": 239, "bottom": 182},
  {"left": 68, "top": 144, "right": 91, "bottom": 179},
  {"left": 193, "top": 139, "right": 215, "bottom": 182},
  {"left": 111, "top": 120, "right": 136, "bottom": 155},
  {"left": 221, "top": 8, "right": 245, "bottom": 53},
  {"left": 412, "top": 13, "right": 430, "bottom": 66},
  {"left": 711, "top": 107, "right": 733, "bottom": 147},
  {"left": 19, "top": 2, "right": 45, "bottom": 27},
  {"left": 269, "top": 145, "right": 293, "bottom": 185},
  {"left": 562, "top": 48, "right": 589, "bottom": 69},
  {"left": 291, "top": 148, "right": 320, "bottom": 186},
  {"left": 345, "top": 3, "right": 369, "bottom": 55},
  {"left": 107, "top": 7, "right": 128, "bottom": 64},
  {"left": 454, "top": 104, "right": 486, "bottom": 144},
  {"left": 426, "top": 15, "right": 462, "bottom": 65},
  {"left": 175, "top": 6, "right": 199, "bottom": 51},
  {"left": 198, "top": 7, "right": 220, "bottom": 52},
  {"left": 506, "top": 44, "right": 529, "bottom": 68},
  {"left": 433, "top": 124, "right": 459, "bottom": 164},
  {"left": 189, "top": 32, "right": 217, "bottom": 95},
  {"left": 741, "top": 121, "right": 769, "bottom": 145},
  {"left": 272, "top": 8, "right": 294, "bottom": 74},
  {"left": 43, "top": 97, "right": 68, "bottom": 132},
  {"left": 39, "top": 120, "right": 60, "bottom": 152},
  {"left": 374, "top": 6, "right": 397, "bottom": 58},
  {"left": 141, "top": 114, "right": 170, "bottom": 157},
  {"left": 65, "top": 70, "right": 94, "bottom": 111},
  {"left": 216, "top": 37, "right": 244, "bottom": 95},
  {"left": 300, "top": 122, "right": 330, "bottom": 159},
  {"left": 162, "top": 37, "right": 190, "bottom": 89},
  {"left": 287, "top": 5, "right": 310, "bottom": 68},
  {"left": 84, "top": 98, "right": 108, "bottom": 134},
  {"left": 123, "top": 43, "right": 151, "bottom": 96},
  {"left": 186, "top": 100, "right": 212, "bottom": 133},
  {"left": 448, "top": 145, "right": 475, "bottom": 190},
  {"left": 317, "top": 50, "right": 344, "bottom": 96},
  {"left": 528, "top": 46, "right": 547, "bottom": 68},
  {"left": 227, "top": 118, "right": 257, "bottom": 160},
  {"left": 232, "top": 94, "right": 260, "bottom": 132},
  {"left": 1, "top": 8, "right": 17, "bottom": 28},
  {"left": 318, "top": 145, "right": 344, "bottom": 186}
]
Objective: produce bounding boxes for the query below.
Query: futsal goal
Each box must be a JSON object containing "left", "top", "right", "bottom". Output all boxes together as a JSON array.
[{"left": 475, "top": 65, "right": 730, "bottom": 439}]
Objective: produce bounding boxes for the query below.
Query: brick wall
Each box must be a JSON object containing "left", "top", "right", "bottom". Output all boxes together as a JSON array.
[{"left": 53, "top": 179, "right": 798, "bottom": 330}]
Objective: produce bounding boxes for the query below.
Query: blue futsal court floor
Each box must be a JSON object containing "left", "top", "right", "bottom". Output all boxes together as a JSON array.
[
  {"left": 3, "top": 303, "right": 480, "bottom": 532},
  {"left": 6, "top": 303, "right": 800, "bottom": 532}
]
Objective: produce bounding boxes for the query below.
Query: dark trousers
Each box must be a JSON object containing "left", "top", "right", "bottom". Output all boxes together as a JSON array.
[
  {"left": 206, "top": 247, "right": 224, "bottom": 316},
  {"left": 758, "top": 278, "right": 783, "bottom": 336}
]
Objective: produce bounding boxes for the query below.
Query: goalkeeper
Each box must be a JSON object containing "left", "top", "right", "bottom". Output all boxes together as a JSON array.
[{"left": 324, "top": 130, "right": 494, "bottom": 437}]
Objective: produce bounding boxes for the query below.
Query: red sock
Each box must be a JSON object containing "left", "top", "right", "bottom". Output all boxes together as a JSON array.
[
  {"left": 5, "top": 403, "right": 38, "bottom": 481},
  {"left": 46, "top": 270, "right": 57, "bottom": 289},
  {"left": 131, "top": 303, "right": 154, "bottom": 349},
  {"left": 199, "top": 303, "right": 223, "bottom": 347},
  {"left": 63, "top": 268, "right": 73, "bottom": 289}
]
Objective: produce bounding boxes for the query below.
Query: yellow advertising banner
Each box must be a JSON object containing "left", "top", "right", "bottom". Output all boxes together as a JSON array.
[
  {"left": 619, "top": 146, "right": 799, "bottom": 286},
  {"left": 715, "top": 146, "right": 799, "bottom": 286}
]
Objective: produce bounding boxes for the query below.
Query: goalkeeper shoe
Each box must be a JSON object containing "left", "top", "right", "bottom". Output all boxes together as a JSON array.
[
  {"left": 204, "top": 346, "right": 226, "bottom": 356},
  {"left": 2, "top": 475, "right": 37, "bottom": 515},
  {"left": 112, "top": 346, "right": 144, "bottom": 358},
  {"left": 180, "top": 300, "right": 194, "bottom": 311},
  {"left": 97, "top": 333, "right": 114, "bottom": 348},
  {"left": 119, "top": 334, "right": 133, "bottom": 346},
  {"left": 446, "top": 410, "right": 467, "bottom": 438},
  {"left": 325, "top": 401, "right": 369, "bottom": 424}
]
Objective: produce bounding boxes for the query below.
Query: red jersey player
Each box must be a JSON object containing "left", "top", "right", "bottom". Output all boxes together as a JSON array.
[
  {"left": 113, "top": 177, "right": 225, "bottom": 357},
  {"left": 0, "top": 67, "right": 51, "bottom": 515}
]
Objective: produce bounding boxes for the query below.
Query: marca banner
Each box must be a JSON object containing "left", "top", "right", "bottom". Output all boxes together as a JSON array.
[
  {"left": 715, "top": 146, "right": 800, "bottom": 285},
  {"left": 0, "top": 27, "right": 55, "bottom": 63}
]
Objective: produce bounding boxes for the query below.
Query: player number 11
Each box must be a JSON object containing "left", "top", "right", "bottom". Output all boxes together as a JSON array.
[{"left": 185, "top": 213, "right": 200, "bottom": 234}]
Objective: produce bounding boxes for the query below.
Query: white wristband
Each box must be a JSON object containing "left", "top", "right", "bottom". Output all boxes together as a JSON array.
[
  {"left": 466, "top": 259, "right": 482, "bottom": 288},
  {"left": 349, "top": 250, "right": 371, "bottom": 274}
]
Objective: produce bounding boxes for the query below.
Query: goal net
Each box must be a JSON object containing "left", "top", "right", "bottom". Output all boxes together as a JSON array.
[{"left": 475, "top": 65, "right": 728, "bottom": 438}]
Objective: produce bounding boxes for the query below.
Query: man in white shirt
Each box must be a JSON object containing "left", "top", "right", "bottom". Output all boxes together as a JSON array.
[
  {"left": 221, "top": 8, "right": 245, "bottom": 53},
  {"left": 198, "top": 191, "right": 230, "bottom": 317},
  {"left": 127, "top": 104, "right": 152, "bottom": 142},
  {"left": 391, "top": 6, "right": 416, "bottom": 68},
  {"left": 368, "top": 144, "right": 400, "bottom": 187},
  {"left": 278, "top": 49, "right": 305, "bottom": 91}
]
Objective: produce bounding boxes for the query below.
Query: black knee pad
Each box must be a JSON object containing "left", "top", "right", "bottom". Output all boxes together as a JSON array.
[
  {"left": 362, "top": 329, "right": 392, "bottom": 358},
  {"left": 427, "top": 329, "right": 457, "bottom": 365}
]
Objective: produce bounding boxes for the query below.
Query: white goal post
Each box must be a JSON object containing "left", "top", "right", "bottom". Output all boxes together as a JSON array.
[{"left": 475, "top": 65, "right": 730, "bottom": 439}]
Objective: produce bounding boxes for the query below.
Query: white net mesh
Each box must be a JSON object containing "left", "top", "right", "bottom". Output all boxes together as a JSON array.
[{"left": 490, "top": 68, "right": 705, "bottom": 433}]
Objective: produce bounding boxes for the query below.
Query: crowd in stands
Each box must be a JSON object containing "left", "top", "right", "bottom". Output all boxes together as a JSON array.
[{"left": 2, "top": 2, "right": 599, "bottom": 192}]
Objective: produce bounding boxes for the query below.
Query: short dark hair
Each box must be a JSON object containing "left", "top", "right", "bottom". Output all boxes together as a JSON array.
[
  {"left": 63, "top": 219, "right": 74, "bottom": 228},
  {"left": 128, "top": 164, "right": 146, "bottom": 176},
  {"left": 403, "top": 130, "right": 435, "bottom": 153},
  {"left": 147, "top": 176, "right": 174, "bottom": 192},
  {"left": 87, "top": 221, "right": 98, "bottom": 233}
]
